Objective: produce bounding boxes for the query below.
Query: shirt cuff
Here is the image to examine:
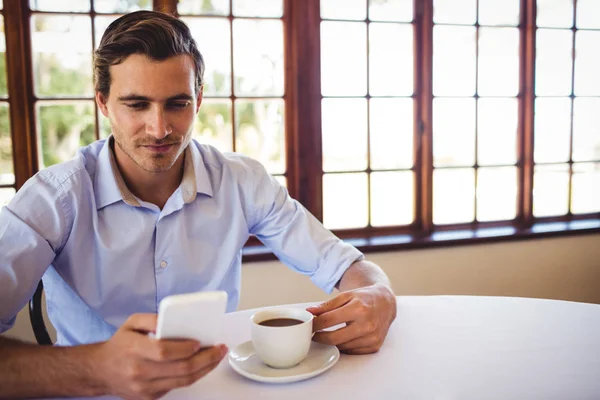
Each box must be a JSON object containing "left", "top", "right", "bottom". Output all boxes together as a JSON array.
[
  {"left": 310, "top": 243, "right": 365, "bottom": 294},
  {"left": 0, "top": 316, "right": 16, "bottom": 334}
]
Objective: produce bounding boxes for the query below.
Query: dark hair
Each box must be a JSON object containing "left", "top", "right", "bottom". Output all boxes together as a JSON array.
[{"left": 94, "top": 10, "right": 205, "bottom": 98}]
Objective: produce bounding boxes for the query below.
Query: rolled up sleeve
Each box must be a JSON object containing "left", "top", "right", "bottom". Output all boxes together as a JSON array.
[{"left": 247, "top": 161, "right": 364, "bottom": 294}]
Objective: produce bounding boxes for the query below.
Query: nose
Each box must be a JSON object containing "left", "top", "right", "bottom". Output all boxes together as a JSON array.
[{"left": 146, "top": 106, "right": 172, "bottom": 140}]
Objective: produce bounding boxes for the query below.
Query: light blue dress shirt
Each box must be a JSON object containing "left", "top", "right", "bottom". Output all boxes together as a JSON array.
[{"left": 0, "top": 138, "right": 363, "bottom": 346}]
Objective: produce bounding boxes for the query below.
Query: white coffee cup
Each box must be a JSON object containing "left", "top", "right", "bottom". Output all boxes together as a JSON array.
[{"left": 250, "top": 307, "right": 314, "bottom": 369}]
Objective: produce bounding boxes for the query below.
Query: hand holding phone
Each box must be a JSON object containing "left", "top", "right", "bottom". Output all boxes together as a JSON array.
[{"left": 94, "top": 312, "right": 228, "bottom": 400}]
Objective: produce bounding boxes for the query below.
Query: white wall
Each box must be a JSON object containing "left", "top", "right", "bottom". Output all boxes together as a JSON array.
[{"left": 4, "top": 234, "right": 600, "bottom": 343}]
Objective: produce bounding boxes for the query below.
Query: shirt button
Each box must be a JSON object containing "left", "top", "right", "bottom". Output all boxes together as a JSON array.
[{"left": 160, "top": 260, "right": 168, "bottom": 269}]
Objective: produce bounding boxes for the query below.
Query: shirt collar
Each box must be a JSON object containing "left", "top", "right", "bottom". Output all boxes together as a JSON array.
[{"left": 94, "top": 137, "right": 213, "bottom": 210}]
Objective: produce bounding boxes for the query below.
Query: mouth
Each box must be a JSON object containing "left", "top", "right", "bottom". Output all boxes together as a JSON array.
[{"left": 142, "top": 143, "right": 177, "bottom": 153}]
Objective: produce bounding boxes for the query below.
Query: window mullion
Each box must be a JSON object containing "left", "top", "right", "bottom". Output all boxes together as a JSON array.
[
  {"left": 519, "top": 0, "right": 536, "bottom": 227},
  {"left": 154, "top": 0, "right": 177, "bottom": 14},
  {"left": 416, "top": 0, "right": 434, "bottom": 233},
  {"left": 286, "top": 0, "right": 323, "bottom": 220},
  {"left": 4, "top": 0, "right": 38, "bottom": 189}
]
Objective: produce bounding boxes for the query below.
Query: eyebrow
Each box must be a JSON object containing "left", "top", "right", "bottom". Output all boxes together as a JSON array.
[{"left": 117, "top": 94, "right": 194, "bottom": 102}]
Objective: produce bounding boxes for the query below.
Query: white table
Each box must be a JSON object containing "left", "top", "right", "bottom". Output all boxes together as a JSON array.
[{"left": 161, "top": 295, "right": 600, "bottom": 400}]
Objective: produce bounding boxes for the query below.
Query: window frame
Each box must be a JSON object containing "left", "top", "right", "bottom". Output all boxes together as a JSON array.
[{"left": 2, "top": 0, "right": 599, "bottom": 263}]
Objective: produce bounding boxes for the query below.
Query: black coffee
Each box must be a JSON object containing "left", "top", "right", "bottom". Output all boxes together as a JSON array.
[{"left": 258, "top": 318, "right": 304, "bottom": 327}]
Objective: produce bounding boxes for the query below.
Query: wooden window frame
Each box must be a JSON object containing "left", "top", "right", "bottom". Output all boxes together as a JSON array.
[{"left": 3, "top": 0, "right": 599, "bottom": 263}]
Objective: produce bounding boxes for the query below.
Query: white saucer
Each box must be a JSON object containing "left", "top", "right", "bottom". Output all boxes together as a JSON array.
[{"left": 228, "top": 340, "right": 340, "bottom": 384}]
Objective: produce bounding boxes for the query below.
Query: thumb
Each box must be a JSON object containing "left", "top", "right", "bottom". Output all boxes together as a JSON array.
[
  {"left": 122, "top": 313, "right": 158, "bottom": 334},
  {"left": 307, "top": 292, "right": 353, "bottom": 316}
]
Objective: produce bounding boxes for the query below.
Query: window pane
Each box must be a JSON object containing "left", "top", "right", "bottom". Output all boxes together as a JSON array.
[
  {"left": 0, "top": 187, "right": 15, "bottom": 211},
  {"left": 233, "top": 20, "right": 283, "bottom": 97},
  {"left": 321, "top": 22, "right": 367, "bottom": 96},
  {"left": 370, "top": 171, "right": 413, "bottom": 226},
  {"left": 37, "top": 101, "right": 96, "bottom": 169},
  {"left": 478, "top": 28, "right": 519, "bottom": 96},
  {"left": 537, "top": 0, "right": 574, "bottom": 28},
  {"left": 369, "top": 23, "right": 413, "bottom": 96},
  {"left": 574, "top": 31, "right": 600, "bottom": 96},
  {"left": 0, "top": 1, "right": 3, "bottom": 9},
  {"left": 32, "top": 16, "right": 93, "bottom": 97},
  {"left": 433, "top": 26, "right": 476, "bottom": 96},
  {"left": 535, "top": 29, "right": 573, "bottom": 96},
  {"left": 0, "top": 103, "right": 13, "bottom": 185},
  {"left": 94, "top": 0, "right": 151, "bottom": 13},
  {"left": 321, "top": 0, "right": 366, "bottom": 20},
  {"left": 576, "top": 0, "right": 600, "bottom": 29},
  {"left": 571, "top": 163, "right": 600, "bottom": 214},
  {"left": 433, "top": 0, "right": 476, "bottom": 25},
  {"left": 433, "top": 98, "right": 475, "bottom": 167},
  {"left": 533, "top": 164, "right": 570, "bottom": 217},
  {"left": 233, "top": 0, "right": 283, "bottom": 17},
  {"left": 573, "top": 98, "right": 600, "bottom": 162},
  {"left": 185, "top": 18, "right": 232, "bottom": 96},
  {"left": 30, "top": 0, "right": 90, "bottom": 12},
  {"left": 323, "top": 173, "right": 368, "bottom": 229},
  {"left": 235, "top": 99, "right": 285, "bottom": 175},
  {"left": 178, "top": 0, "right": 229, "bottom": 15},
  {"left": 478, "top": 98, "right": 518, "bottom": 166},
  {"left": 534, "top": 98, "right": 571, "bottom": 163},
  {"left": 94, "top": 16, "right": 119, "bottom": 50},
  {"left": 370, "top": 98, "right": 413, "bottom": 170},
  {"left": 322, "top": 98, "right": 367, "bottom": 172},
  {"left": 194, "top": 98, "right": 233, "bottom": 153},
  {"left": 477, "top": 167, "right": 517, "bottom": 222},
  {"left": 274, "top": 175, "right": 286, "bottom": 188},
  {"left": 478, "top": 0, "right": 519, "bottom": 26},
  {"left": 433, "top": 168, "right": 475, "bottom": 225},
  {"left": 0, "top": 16, "right": 6, "bottom": 97},
  {"left": 369, "top": 0, "right": 412, "bottom": 22}
]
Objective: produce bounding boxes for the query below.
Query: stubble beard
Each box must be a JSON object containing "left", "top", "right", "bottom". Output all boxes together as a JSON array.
[{"left": 112, "top": 127, "right": 186, "bottom": 174}]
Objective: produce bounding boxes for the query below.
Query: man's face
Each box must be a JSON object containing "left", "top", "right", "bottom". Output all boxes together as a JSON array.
[{"left": 96, "top": 54, "right": 202, "bottom": 173}]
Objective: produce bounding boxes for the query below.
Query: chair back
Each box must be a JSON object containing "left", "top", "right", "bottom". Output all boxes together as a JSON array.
[{"left": 28, "top": 281, "right": 52, "bottom": 345}]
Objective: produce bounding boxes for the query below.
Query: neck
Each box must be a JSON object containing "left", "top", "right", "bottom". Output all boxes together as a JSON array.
[{"left": 112, "top": 141, "right": 185, "bottom": 209}]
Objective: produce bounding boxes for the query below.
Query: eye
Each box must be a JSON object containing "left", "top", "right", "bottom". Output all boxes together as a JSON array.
[
  {"left": 126, "top": 102, "right": 148, "bottom": 110},
  {"left": 168, "top": 101, "right": 191, "bottom": 110}
]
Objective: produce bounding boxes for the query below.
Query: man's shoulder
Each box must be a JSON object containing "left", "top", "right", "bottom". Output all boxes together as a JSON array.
[
  {"left": 32, "top": 140, "right": 106, "bottom": 192},
  {"left": 191, "top": 140, "right": 268, "bottom": 178}
]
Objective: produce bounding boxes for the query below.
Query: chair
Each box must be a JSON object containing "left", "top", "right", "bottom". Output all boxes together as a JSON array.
[{"left": 28, "top": 281, "right": 52, "bottom": 345}]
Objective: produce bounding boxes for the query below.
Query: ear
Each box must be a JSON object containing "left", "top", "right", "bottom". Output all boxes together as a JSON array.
[
  {"left": 195, "top": 85, "right": 204, "bottom": 113},
  {"left": 95, "top": 92, "right": 110, "bottom": 118}
]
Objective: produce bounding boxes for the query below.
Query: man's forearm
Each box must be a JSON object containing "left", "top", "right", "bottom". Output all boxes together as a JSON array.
[
  {"left": 0, "top": 336, "right": 105, "bottom": 399},
  {"left": 337, "top": 259, "right": 393, "bottom": 293}
]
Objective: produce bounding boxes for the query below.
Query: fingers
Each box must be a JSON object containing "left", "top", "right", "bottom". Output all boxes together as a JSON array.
[
  {"left": 146, "top": 345, "right": 228, "bottom": 379},
  {"left": 146, "top": 359, "right": 222, "bottom": 395},
  {"left": 306, "top": 292, "right": 353, "bottom": 316},
  {"left": 342, "top": 346, "right": 380, "bottom": 355},
  {"left": 312, "top": 303, "right": 354, "bottom": 332},
  {"left": 336, "top": 334, "right": 380, "bottom": 352},
  {"left": 121, "top": 315, "right": 200, "bottom": 362},
  {"left": 123, "top": 313, "right": 159, "bottom": 334},
  {"left": 313, "top": 322, "right": 364, "bottom": 346},
  {"left": 142, "top": 338, "right": 204, "bottom": 363}
]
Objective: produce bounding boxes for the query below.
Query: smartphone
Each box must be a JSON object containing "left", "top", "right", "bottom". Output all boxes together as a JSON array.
[{"left": 155, "top": 290, "right": 228, "bottom": 347}]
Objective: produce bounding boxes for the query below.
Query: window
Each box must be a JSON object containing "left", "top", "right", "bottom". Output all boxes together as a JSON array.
[
  {"left": 2, "top": 0, "right": 599, "bottom": 258},
  {"left": 320, "top": 0, "right": 415, "bottom": 230},
  {"left": 432, "top": 0, "right": 520, "bottom": 224},
  {"left": 533, "top": 0, "right": 600, "bottom": 218},
  {"left": 28, "top": 0, "right": 152, "bottom": 168},
  {"left": 0, "top": 1, "right": 15, "bottom": 210},
  {"left": 178, "top": 0, "right": 287, "bottom": 185}
]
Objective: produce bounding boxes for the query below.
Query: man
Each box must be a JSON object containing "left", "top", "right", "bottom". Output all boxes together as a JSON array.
[{"left": 0, "top": 10, "right": 396, "bottom": 400}]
